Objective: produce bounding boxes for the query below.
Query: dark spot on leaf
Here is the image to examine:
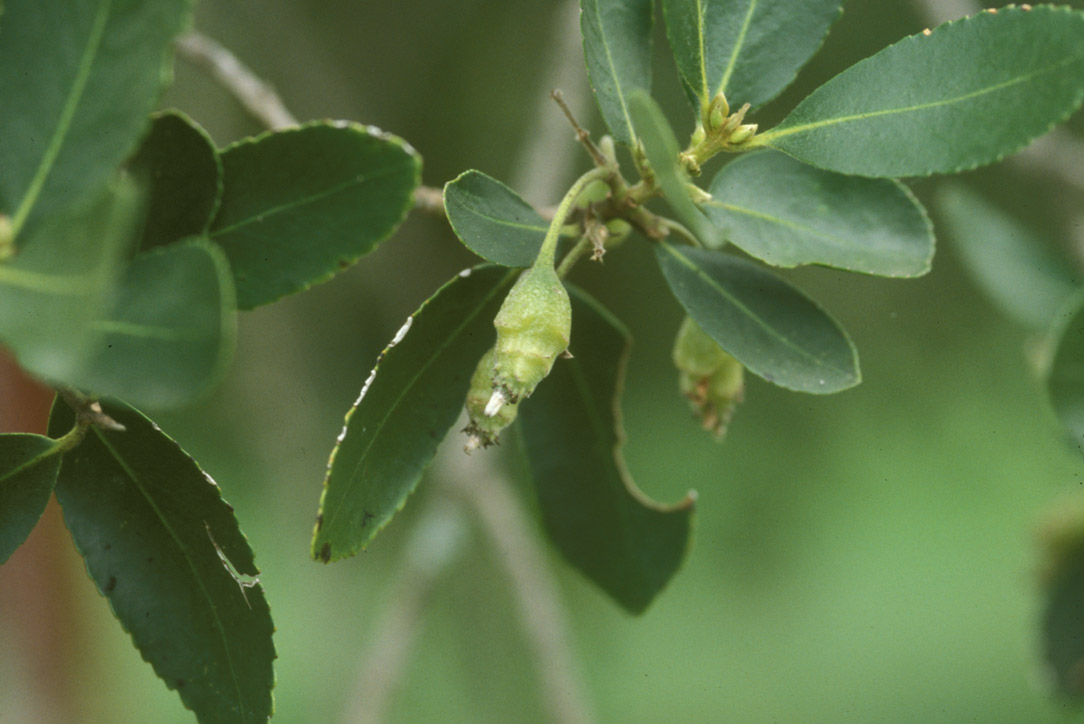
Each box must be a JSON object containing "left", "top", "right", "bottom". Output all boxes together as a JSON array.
[
  {"left": 146, "top": 556, "right": 154, "bottom": 563},
  {"left": 338, "top": 259, "right": 351, "bottom": 269},
  {"left": 103, "top": 543, "right": 111, "bottom": 551},
  {"left": 361, "top": 510, "right": 375, "bottom": 527},
  {"left": 315, "top": 513, "right": 323, "bottom": 531},
  {"left": 105, "top": 576, "right": 117, "bottom": 593},
  {"left": 319, "top": 542, "right": 331, "bottom": 562},
  {"left": 176, "top": 678, "right": 186, "bottom": 688}
]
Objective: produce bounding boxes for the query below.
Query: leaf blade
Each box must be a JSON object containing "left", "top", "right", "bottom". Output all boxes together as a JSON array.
[
  {"left": 210, "top": 121, "right": 421, "bottom": 309},
  {"left": 0, "top": 433, "right": 62, "bottom": 563},
  {"left": 703, "top": 150, "right": 934, "bottom": 276},
  {"left": 67, "top": 237, "right": 238, "bottom": 409},
  {"left": 581, "top": 0, "right": 654, "bottom": 146},
  {"left": 312, "top": 266, "right": 518, "bottom": 562},
  {"left": 518, "top": 287, "right": 694, "bottom": 614},
  {"left": 0, "top": 179, "right": 141, "bottom": 383},
  {"left": 0, "top": 0, "right": 192, "bottom": 241},
  {"left": 655, "top": 243, "right": 859, "bottom": 393},
  {"left": 443, "top": 170, "right": 547, "bottom": 267},
  {"left": 662, "top": 0, "right": 842, "bottom": 110},
  {"left": 49, "top": 400, "right": 275, "bottom": 724},
  {"left": 131, "top": 111, "right": 223, "bottom": 251},
  {"left": 757, "top": 6, "right": 1084, "bottom": 177}
]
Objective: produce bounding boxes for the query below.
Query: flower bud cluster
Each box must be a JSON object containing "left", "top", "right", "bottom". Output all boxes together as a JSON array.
[{"left": 672, "top": 316, "right": 744, "bottom": 440}]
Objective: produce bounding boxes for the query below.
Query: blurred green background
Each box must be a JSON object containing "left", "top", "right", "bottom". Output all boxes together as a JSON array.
[{"left": 5, "top": 0, "right": 1084, "bottom": 721}]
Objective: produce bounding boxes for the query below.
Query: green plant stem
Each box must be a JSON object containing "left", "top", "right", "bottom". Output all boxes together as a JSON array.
[{"left": 536, "top": 167, "right": 610, "bottom": 269}]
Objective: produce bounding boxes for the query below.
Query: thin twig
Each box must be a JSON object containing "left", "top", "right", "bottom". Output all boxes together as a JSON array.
[
  {"left": 174, "top": 32, "right": 298, "bottom": 130},
  {"left": 551, "top": 90, "right": 609, "bottom": 168}
]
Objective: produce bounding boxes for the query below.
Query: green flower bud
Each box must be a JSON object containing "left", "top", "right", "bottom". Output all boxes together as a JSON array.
[
  {"left": 727, "top": 123, "right": 757, "bottom": 145},
  {"left": 491, "top": 264, "right": 571, "bottom": 406},
  {"left": 598, "top": 135, "right": 617, "bottom": 165},
  {"left": 673, "top": 316, "right": 744, "bottom": 440},
  {"left": 706, "top": 92, "right": 730, "bottom": 128},
  {"left": 463, "top": 347, "right": 520, "bottom": 452},
  {"left": 689, "top": 124, "right": 707, "bottom": 148},
  {"left": 709, "top": 104, "right": 727, "bottom": 131},
  {"left": 604, "top": 218, "right": 632, "bottom": 247}
]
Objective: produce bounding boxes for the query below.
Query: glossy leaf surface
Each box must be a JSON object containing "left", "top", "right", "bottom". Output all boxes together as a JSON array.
[
  {"left": 662, "top": 0, "right": 841, "bottom": 110},
  {"left": 210, "top": 121, "right": 421, "bottom": 309},
  {"left": 518, "top": 287, "right": 694, "bottom": 614},
  {"left": 628, "top": 91, "right": 721, "bottom": 248},
  {"left": 313, "top": 266, "right": 518, "bottom": 562},
  {"left": 50, "top": 400, "right": 274, "bottom": 724},
  {"left": 69, "top": 238, "right": 237, "bottom": 409},
  {"left": 131, "top": 111, "right": 222, "bottom": 250},
  {"left": 0, "top": 0, "right": 191, "bottom": 242},
  {"left": 0, "top": 180, "right": 140, "bottom": 382},
  {"left": 1047, "top": 289, "right": 1084, "bottom": 445},
  {"left": 581, "top": 0, "right": 654, "bottom": 146},
  {"left": 0, "top": 433, "right": 62, "bottom": 563},
  {"left": 938, "top": 185, "right": 1078, "bottom": 330},
  {"left": 443, "top": 170, "right": 547, "bottom": 267},
  {"left": 757, "top": 6, "right": 1084, "bottom": 177},
  {"left": 656, "top": 243, "right": 859, "bottom": 393},
  {"left": 703, "top": 151, "right": 933, "bottom": 276}
]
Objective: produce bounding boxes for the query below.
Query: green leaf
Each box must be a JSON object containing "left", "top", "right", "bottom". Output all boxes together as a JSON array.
[
  {"left": 655, "top": 242, "right": 859, "bottom": 393},
  {"left": 628, "top": 91, "right": 721, "bottom": 248},
  {"left": 210, "top": 121, "right": 421, "bottom": 309},
  {"left": 312, "top": 266, "right": 518, "bottom": 562},
  {"left": 662, "top": 0, "right": 842, "bottom": 111},
  {"left": 49, "top": 400, "right": 275, "bottom": 724},
  {"left": 581, "top": 0, "right": 654, "bottom": 146},
  {"left": 443, "top": 170, "right": 547, "bottom": 267},
  {"left": 131, "top": 111, "right": 223, "bottom": 251},
  {"left": 518, "top": 287, "right": 694, "bottom": 614},
  {"left": 67, "top": 237, "right": 237, "bottom": 410},
  {"left": 1046, "top": 289, "right": 1084, "bottom": 445},
  {"left": 0, "top": 0, "right": 192, "bottom": 243},
  {"left": 702, "top": 150, "right": 933, "bottom": 276},
  {"left": 756, "top": 5, "right": 1084, "bottom": 177},
  {"left": 937, "top": 185, "right": 1078, "bottom": 330},
  {"left": 0, "top": 179, "right": 141, "bottom": 383},
  {"left": 0, "top": 433, "right": 62, "bottom": 563}
]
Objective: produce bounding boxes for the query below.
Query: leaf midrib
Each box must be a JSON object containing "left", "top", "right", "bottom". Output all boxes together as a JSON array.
[
  {"left": 759, "top": 53, "right": 1082, "bottom": 144},
  {"left": 10, "top": 0, "right": 112, "bottom": 237},
  {"left": 93, "top": 428, "right": 249, "bottom": 720},
  {"left": 210, "top": 162, "right": 407, "bottom": 237},
  {"left": 450, "top": 197, "right": 548, "bottom": 235},
  {"left": 590, "top": 0, "right": 639, "bottom": 141},
  {"left": 717, "top": 0, "right": 758, "bottom": 99},
  {"left": 662, "top": 243, "right": 851, "bottom": 375}
]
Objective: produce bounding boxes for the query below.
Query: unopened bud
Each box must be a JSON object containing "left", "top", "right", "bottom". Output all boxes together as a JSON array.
[
  {"left": 707, "top": 92, "right": 730, "bottom": 126},
  {"left": 728, "top": 123, "right": 758, "bottom": 145},
  {"left": 709, "top": 105, "right": 727, "bottom": 131},
  {"left": 673, "top": 316, "right": 744, "bottom": 439},
  {"left": 599, "top": 135, "right": 617, "bottom": 165},
  {"left": 491, "top": 264, "right": 572, "bottom": 404},
  {"left": 690, "top": 125, "right": 707, "bottom": 148}
]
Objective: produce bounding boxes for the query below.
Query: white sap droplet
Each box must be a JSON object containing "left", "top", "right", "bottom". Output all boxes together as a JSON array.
[
  {"left": 484, "top": 389, "right": 505, "bottom": 417},
  {"left": 390, "top": 316, "right": 413, "bottom": 346},
  {"left": 459, "top": 268, "right": 472, "bottom": 278}
]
